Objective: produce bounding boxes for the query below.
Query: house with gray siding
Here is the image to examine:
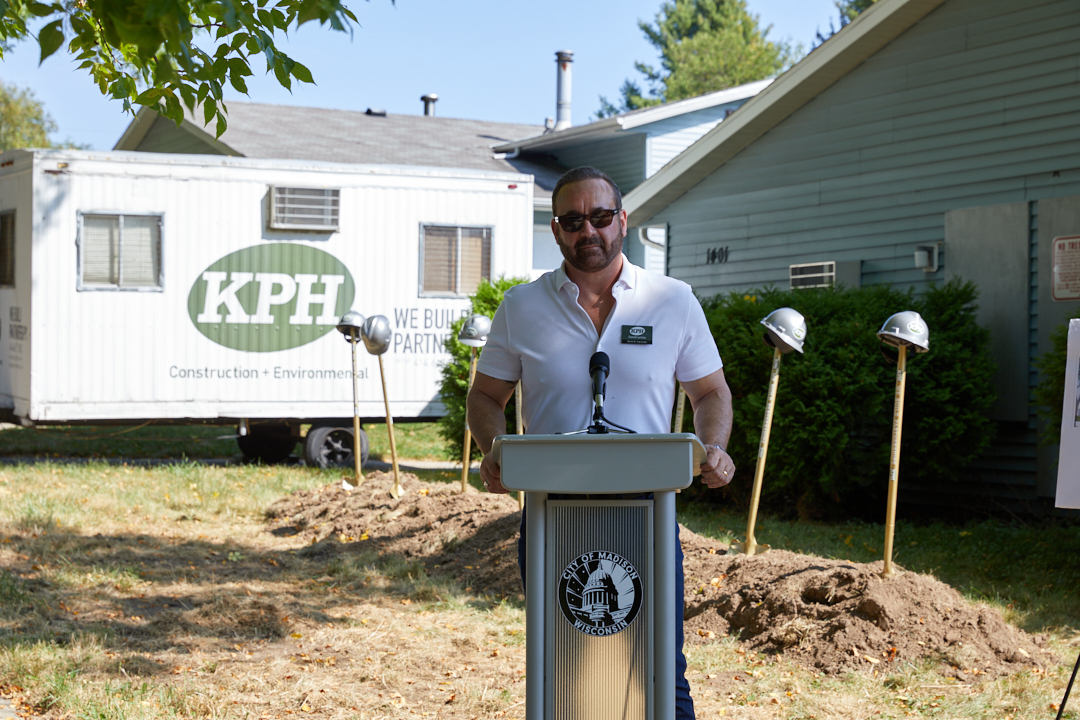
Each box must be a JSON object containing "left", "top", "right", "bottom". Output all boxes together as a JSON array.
[
  {"left": 493, "top": 79, "right": 771, "bottom": 274},
  {"left": 623, "top": 0, "right": 1080, "bottom": 505}
]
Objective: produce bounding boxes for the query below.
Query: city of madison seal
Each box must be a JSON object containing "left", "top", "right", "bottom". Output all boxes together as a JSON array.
[{"left": 558, "top": 551, "right": 643, "bottom": 637}]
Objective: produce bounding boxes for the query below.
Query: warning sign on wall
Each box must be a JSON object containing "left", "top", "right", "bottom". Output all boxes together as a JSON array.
[{"left": 1052, "top": 235, "right": 1080, "bottom": 301}]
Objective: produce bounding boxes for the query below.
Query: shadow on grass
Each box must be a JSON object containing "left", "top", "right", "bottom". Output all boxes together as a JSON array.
[{"left": 0, "top": 522, "right": 497, "bottom": 671}]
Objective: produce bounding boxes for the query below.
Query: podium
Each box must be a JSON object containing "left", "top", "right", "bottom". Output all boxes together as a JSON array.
[{"left": 492, "top": 433, "right": 707, "bottom": 720}]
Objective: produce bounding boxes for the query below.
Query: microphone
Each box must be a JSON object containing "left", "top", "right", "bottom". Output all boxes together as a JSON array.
[{"left": 590, "top": 351, "right": 609, "bottom": 412}]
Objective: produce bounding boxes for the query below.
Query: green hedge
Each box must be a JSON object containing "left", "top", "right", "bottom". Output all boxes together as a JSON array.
[
  {"left": 437, "top": 276, "right": 529, "bottom": 460},
  {"left": 1033, "top": 323, "right": 1069, "bottom": 446},
  {"left": 689, "top": 279, "right": 996, "bottom": 518}
]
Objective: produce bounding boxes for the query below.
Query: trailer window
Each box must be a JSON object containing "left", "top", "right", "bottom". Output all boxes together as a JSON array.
[
  {"left": 0, "top": 211, "right": 13, "bottom": 287},
  {"left": 79, "top": 214, "right": 162, "bottom": 290},
  {"left": 420, "top": 225, "right": 491, "bottom": 296}
]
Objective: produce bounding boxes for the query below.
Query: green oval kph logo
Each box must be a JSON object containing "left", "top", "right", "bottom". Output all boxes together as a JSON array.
[{"left": 187, "top": 244, "right": 355, "bottom": 352}]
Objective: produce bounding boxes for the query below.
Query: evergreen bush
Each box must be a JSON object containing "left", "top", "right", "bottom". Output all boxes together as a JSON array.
[
  {"left": 689, "top": 279, "right": 996, "bottom": 518},
  {"left": 437, "top": 276, "right": 529, "bottom": 460},
  {"left": 1033, "top": 323, "right": 1069, "bottom": 446}
]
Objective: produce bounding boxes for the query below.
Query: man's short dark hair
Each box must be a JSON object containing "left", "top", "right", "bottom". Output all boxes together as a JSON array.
[{"left": 551, "top": 166, "right": 622, "bottom": 215}]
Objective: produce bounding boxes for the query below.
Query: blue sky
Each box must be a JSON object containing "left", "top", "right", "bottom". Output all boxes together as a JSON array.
[{"left": 1, "top": 0, "right": 841, "bottom": 150}]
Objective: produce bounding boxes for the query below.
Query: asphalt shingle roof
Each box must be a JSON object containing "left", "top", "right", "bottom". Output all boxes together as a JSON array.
[{"left": 206, "top": 102, "right": 563, "bottom": 193}]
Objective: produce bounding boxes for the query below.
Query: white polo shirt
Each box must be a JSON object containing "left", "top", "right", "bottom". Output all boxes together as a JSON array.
[{"left": 476, "top": 256, "right": 722, "bottom": 435}]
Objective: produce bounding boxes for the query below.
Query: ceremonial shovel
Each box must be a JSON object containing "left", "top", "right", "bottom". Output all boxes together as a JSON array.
[
  {"left": 673, "top": 383, "right": 687, "bottom": 433},
  {"left": 335, "top": 312, "right": 366, "bottom": 490},
  {"left": 361, "top": 315, "right": 400, "bottom": 499},
  {"left": 733, "top": 307, "right": 806, "bottom": 557},
  {"left": 516, "top": 381, "right": 524, "bottom": 510},
  {"left": 457, "top": 314, "right": 491, "bottom": 493},
  {"left": 876, "top": 311, "right": 930, "bottom": 578}
]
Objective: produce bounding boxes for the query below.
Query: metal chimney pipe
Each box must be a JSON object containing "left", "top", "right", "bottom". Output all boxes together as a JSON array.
[
  {"left": 554, "top": 50, "right": 573, "bottom": 131},
  {"left": 421, "top": 93, "right": 438, "bottom": 117}
]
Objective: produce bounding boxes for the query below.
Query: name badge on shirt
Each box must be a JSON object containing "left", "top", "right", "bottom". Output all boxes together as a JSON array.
[{"left": 622, "top": 325, "right": 653, "bottom": 345}]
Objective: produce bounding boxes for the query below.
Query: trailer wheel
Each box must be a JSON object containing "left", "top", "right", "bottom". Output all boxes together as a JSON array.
[
  {"left": 304, "top": 425, "right": 369, "bottom": 469},
  {"left": 236, "top": 426, "right": 297, "bottom": 464}
]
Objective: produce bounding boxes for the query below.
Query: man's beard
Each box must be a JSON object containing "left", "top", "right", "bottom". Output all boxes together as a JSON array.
[{"left": 559, "top": 234, "right": 623, "bottom": 273}]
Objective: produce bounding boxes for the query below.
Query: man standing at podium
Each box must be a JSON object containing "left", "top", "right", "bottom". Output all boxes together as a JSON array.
[{"left": 467, "top": 165, "right": 735, "bottom": 720}]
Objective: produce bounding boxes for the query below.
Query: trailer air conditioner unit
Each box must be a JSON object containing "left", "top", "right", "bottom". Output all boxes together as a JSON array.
[{"left": 269, "top": 186, "right": 341, "bottom": 231}]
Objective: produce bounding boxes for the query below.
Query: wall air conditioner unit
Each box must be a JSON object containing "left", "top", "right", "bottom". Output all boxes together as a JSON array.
[
  {"left": 790, "top": 261, "right": 835, "bottom": 289},
  {"left": 269, "top": 186, "right": 340, "bottom": 231}
]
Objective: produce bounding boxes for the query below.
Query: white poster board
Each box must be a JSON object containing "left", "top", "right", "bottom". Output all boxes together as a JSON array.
[{"left": 1056, "top": 318, "right": 1080, "bottom": 508}]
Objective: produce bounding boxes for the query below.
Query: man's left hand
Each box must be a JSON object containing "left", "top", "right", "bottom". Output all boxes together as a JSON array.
[{"left": 699, "top": 444, "right": 735, "bottom": 488}]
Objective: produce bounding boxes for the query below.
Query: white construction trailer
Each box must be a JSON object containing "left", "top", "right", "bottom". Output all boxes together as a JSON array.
[{"left": 0, "top": 149, "right": 534, "bottom": 463}]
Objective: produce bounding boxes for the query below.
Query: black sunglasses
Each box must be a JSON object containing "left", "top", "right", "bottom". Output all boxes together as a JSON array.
[{"left": 554, "top": 208, "right": 620, "bottom": 233}]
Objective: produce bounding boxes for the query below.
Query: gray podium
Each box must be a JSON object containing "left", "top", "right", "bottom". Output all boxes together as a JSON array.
[{"left": 492, "top": 433, "right": 707, "bottom": 720}]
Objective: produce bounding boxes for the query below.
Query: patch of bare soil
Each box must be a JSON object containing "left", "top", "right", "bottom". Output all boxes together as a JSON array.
[
  {"left": 265, "top": 471, "right": 525, "bottom": 600},
  {"left": 271, "top": 472, "right": 1054, "bottom": 680}
]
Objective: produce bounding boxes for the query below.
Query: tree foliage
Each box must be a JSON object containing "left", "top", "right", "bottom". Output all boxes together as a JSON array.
[
  {"left": 815, "top": 0, "right": 878, "bottom": 45},
  {"left": 0, "top": 79, "right": 85, "bottom": 149},
  {"left": 685, "top": 280, "right": 996, "bottom": 519},
  {"left": 3, "top": 0, "right": 363, "bottom": 136},
  {"left": 0, "top": 80, "right": 54, "bottom": 149},
  {"left": 437, "top": 276, "right": 529, "bottom": 461},
  {"left": 598, "top": 0, "right": 798, "bottom": 118}
]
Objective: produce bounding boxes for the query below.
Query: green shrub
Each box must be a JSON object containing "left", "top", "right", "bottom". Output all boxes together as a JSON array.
[
  {"left": 437, "top": 276, "right": 529, "bottom": 460},
  {"left": 690, "top": 279, "right": 996, "bottom": 518},
  {"left": 1033, "top": 323, "right": 1069, "bottom": 446}
]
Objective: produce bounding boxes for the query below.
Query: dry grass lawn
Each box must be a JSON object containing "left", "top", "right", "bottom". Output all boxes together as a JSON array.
[{"left": 0, "top": 460, "right": 1077, "bottom": 719}]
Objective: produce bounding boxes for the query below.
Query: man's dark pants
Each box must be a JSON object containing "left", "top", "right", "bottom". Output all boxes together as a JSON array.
[{"left": 516, "top": 503, "right": 696, "bottom": 720}]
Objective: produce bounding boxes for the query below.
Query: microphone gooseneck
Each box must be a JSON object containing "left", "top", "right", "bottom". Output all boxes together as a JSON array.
[
  {"left": 584, "top": 351, "right": 633, "bottom": 434},
  {"left": 590, "top": 351, "right": 609, "bottom": 412}
]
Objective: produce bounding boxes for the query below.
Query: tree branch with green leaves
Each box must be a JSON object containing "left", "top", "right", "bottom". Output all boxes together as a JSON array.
[{"left": 4, "top": 0, "right": 368, "bottom": 136}]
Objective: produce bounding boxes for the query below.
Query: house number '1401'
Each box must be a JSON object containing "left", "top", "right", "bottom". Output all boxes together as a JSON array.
[{"left": 706, "top": 246, "right": 729, "bottom": 264}]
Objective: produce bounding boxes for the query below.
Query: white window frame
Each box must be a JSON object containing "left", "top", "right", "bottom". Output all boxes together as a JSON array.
[
  {"left": 790, "top": 261, "right": 835, "bottom": 290},
  {"left": 76, "top": 211, "right": 165, "bottom": 292},
  {"left": 418, "top": 224, "right": 493, "bottom": 298},
  {"left": 0, "top": 210, "right": 14, "bottom": 288},
  {"left": 268, "top": 186, "right": 340, "bottom": 231}
]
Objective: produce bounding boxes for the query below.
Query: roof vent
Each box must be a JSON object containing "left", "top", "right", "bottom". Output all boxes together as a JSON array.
[
  {"left": 365, "top": 108, "right": 387, "bottom": 117},
  {"left": 421, "top": 93, "right": 438, "bottom": 117}
]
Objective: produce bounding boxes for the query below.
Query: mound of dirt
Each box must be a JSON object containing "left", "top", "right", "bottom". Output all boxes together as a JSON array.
[
  {"left": 267, "top": 473, "right": 1054, "bottom": 678},
  {"left": 680, "top": 544, "right": 1053, "bottom": 680},
  {"left": 265, "top": 471, "right": 525, "bottom": 599}
]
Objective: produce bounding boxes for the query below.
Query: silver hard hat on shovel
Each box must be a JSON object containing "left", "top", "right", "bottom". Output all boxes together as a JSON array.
[
  {"left": 878, "top": 310, "right": 929, "bottom": 353},
  {"left": 361, "top": 315, "right": 392, "bottom": 355},
  {"left": 761, "top": 307, "right": 807, "bottom": 354},
  {"left": 459, "top": 314, "right": 492, "bottom": 348},
  {"left": 336, "top": 311, "right": 365, "bottom": 340}
]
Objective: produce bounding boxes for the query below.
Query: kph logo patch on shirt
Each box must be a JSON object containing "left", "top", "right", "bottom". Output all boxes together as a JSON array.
[{"left": 621, "top": 325, "right": 652, "bottom": 345}]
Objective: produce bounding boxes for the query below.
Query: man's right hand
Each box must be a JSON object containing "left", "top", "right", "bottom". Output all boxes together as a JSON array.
[{"left": 480, "top": 453, "right": 508, "bottom": 494}]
